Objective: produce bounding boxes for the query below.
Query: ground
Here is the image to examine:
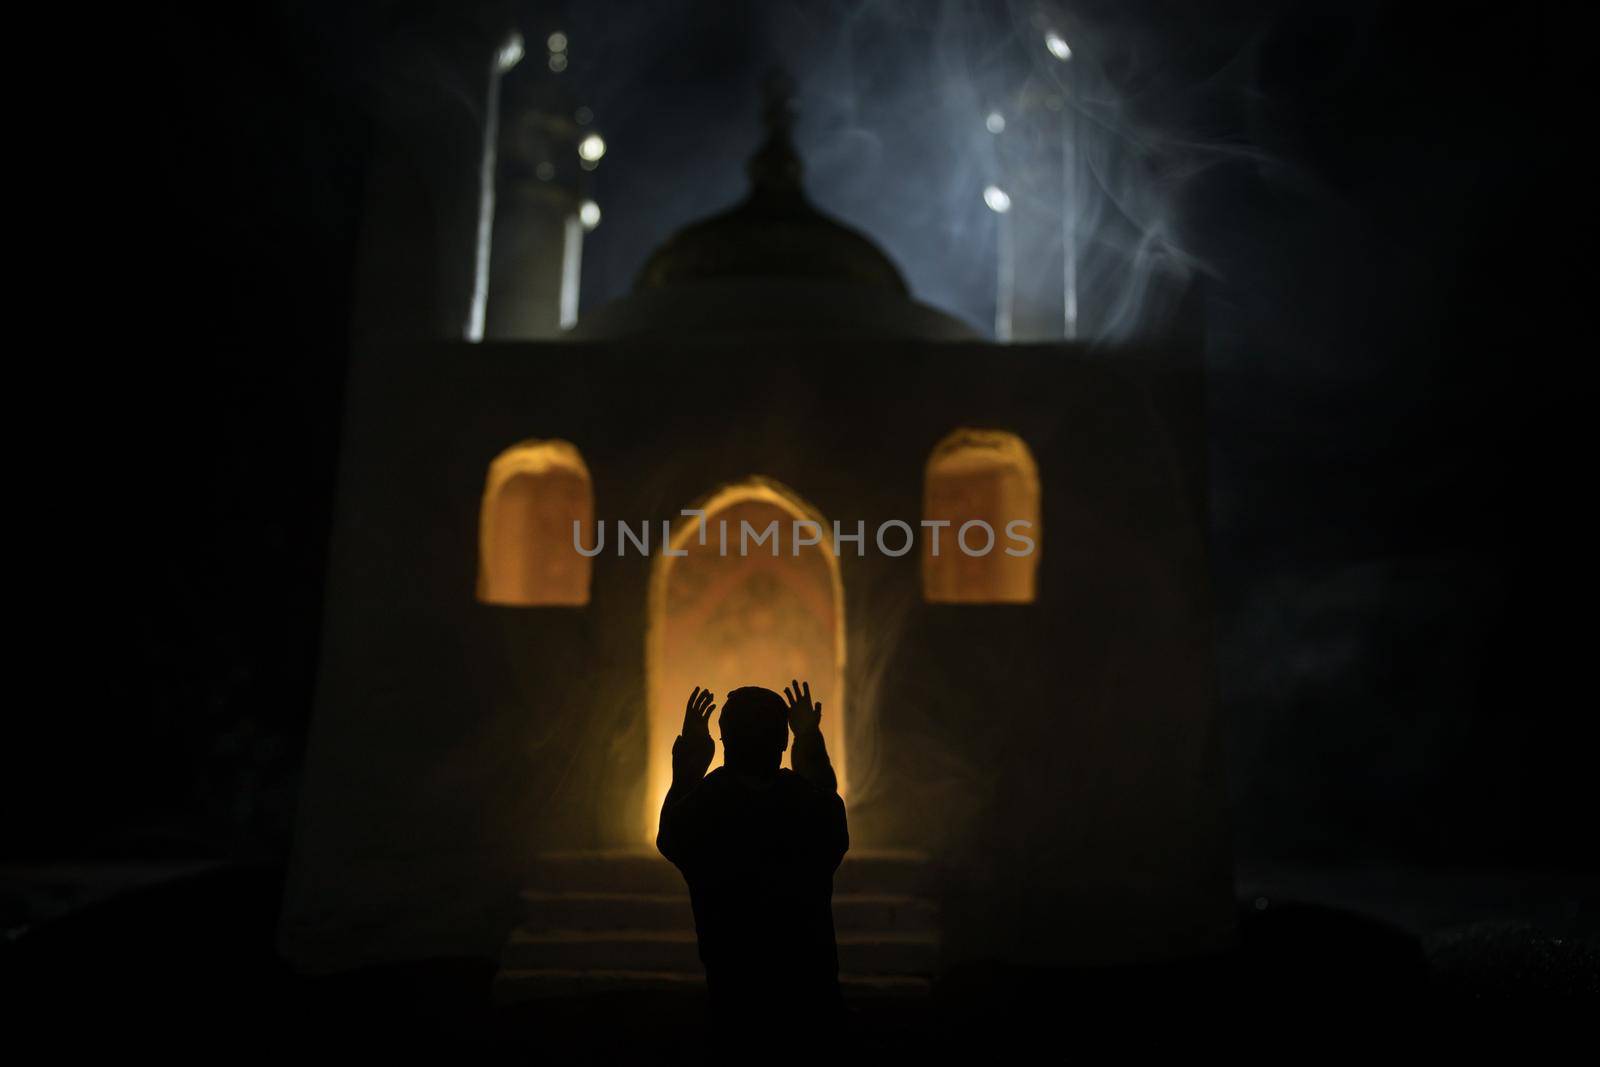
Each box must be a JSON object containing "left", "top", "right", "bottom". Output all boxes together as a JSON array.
[{"left": 3, "top": 862, "right": 1594, "bottom": 1053}]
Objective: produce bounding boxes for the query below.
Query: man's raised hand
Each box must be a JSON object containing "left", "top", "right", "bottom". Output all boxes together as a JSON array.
[
  {"left": 682, "top": 686, "right": 716, "bottom": 739},
  {"left": 784, "top": 679, "right": 821, "bottom": 736}
]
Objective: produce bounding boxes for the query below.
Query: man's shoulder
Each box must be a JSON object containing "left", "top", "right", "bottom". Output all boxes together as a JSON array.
[
  {"left": 776, "top": 768, "right": 842, "bottom": 802},
  {"left": 694, "top": 766, "right": 750, "bottom": 795},
  {"left": 698, "top": 767, "right": 824, "bottom": 794},
  {"left": 696, "top": 767, "right": 838, "bottom": 798}
]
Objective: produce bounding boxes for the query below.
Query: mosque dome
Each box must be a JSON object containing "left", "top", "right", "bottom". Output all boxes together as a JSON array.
[
  {"left": 571, "top": 76, "right": 975, "bottom": 342},
  {"left": 635, "top": 87, "right": 909, "bottom": 295}
]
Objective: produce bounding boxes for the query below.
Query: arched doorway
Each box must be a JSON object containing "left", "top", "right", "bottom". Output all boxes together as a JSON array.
[{"left": 643, "top": 478, "right": 845, "bottom": 839}]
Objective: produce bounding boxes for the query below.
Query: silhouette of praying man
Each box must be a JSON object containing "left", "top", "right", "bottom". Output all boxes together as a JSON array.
[{"left": 656, "top": 680, "right": 849, "bottom": 1031}]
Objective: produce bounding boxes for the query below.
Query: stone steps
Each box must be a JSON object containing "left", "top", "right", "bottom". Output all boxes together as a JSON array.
[
  {"left": 495, "top": 848, "right": 939, "bottom": 1001},
  {"left": 494, "top": 969, "right": 931, "bottom": 1003},
  {"left": 526, "top": 847, "right": 934, "bottom": 896},
  {"left": 519, "top": 889, "right": 938, "bottom": 933}
]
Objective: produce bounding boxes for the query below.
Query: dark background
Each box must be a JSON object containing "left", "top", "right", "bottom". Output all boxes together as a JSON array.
[{"left": 9, "top": 0, "right": 1589, "bottom": 880}]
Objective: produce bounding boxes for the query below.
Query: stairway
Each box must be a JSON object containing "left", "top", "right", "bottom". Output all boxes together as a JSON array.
[{"left": 494, "top": 847, "right": 938, "bottom": 1002}]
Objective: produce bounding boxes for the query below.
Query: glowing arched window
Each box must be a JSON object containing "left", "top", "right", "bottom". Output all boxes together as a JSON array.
[
  {"left": 922, "top": 429, "right": 1040, "bottom": 603},
  {"left": 477, "top": 439, "right": 593, "bottom": 606}
]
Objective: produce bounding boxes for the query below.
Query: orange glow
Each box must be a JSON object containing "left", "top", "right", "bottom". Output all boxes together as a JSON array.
[
  {"left": 477, "top": 439, "right": 593, "bottom": 606},
  {"left": 643, "top": 479, "right": 846, "bottom": 840},
  {"left": 922, "top": 429, "right": 1040, "bottom": 603}
]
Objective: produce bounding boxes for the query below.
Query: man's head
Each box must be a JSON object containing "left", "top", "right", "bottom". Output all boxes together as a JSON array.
[{"left": 719, "top": 686, "right": 789, "bottom": 773}]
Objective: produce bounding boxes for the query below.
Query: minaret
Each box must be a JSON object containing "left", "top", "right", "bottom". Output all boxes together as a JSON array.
[{"left": 483, "top": 28, "right": 601, "bottom": 339}]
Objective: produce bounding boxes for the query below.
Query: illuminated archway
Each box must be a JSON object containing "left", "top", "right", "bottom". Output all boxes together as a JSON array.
[
  {"left": 644, "top": 478, "right": 846, "bottom": 839},
  {"left": 477, "top": 439, "right": 593, "bottom": 606},
  {"left": 922, "top": 429, "right": 1040, "bottom": 603}
]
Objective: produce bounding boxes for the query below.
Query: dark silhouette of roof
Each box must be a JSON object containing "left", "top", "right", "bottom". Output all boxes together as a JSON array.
[{"left": 635, "top": 73, "right": 910, "bottom": 296}]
